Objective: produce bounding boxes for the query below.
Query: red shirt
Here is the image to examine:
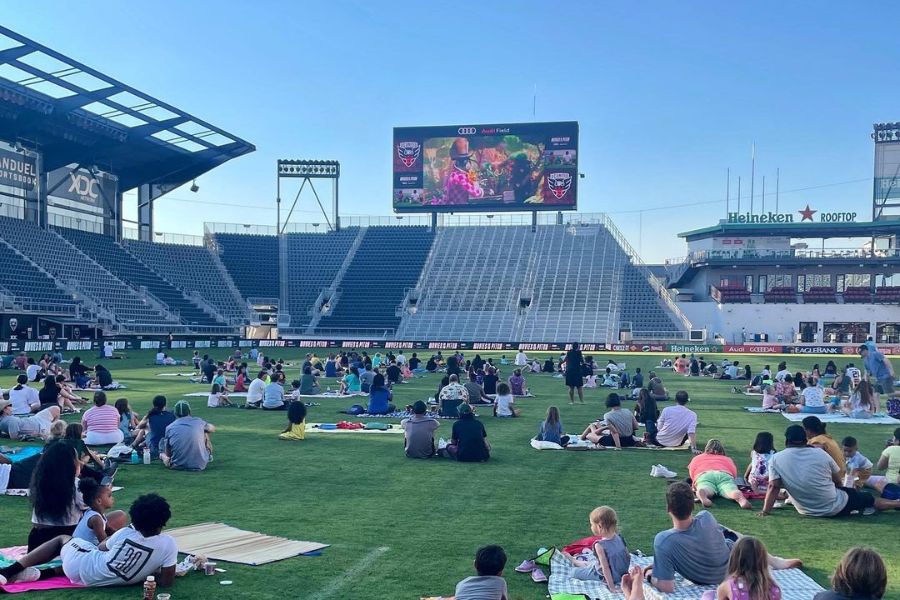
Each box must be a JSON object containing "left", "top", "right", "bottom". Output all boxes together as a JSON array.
[{"left": 688, "top": 453, "right": 738, "bottom": 480}]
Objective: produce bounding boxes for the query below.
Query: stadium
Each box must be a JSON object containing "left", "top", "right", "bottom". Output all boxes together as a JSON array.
[{"left": 0, "top": 13, "right": 899, "bottom": 600}]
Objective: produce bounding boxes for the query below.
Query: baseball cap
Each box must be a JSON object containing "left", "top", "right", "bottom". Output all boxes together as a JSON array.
[
  {"left": 858, "top": 345, "right": 869, "bottom": 355},
  {"left": 173, "top": 400, "right": 192, "bottom": 417},
  {"left": 412, "top": 400, "right": 427, "bottom": 415},
  {"left": 785, "top": 425, "right": 807, "bottom": 446},
  {"left": 457, "top": 402, "right": 473, "bottom": 416}
]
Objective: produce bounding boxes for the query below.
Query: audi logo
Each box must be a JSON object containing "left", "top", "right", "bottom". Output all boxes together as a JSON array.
[{"left": 458, "top": 127, "right": 477, "bottom": 135}]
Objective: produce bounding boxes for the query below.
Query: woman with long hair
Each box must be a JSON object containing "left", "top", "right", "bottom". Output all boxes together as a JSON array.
[
  {"left": 635, "top": 388, "right": 659, "bottom": 441},
  {"left": 27, "top": 442, "right": 82, "bottom": 550},
  {"left": 844, "top": 380, "right": 878, "bottom": 419},
  {"left": 536, "top": 406, "right": 568, "bottom": 446},
  {"left": 564, "top": 342, "right": 586, "bottom": 405}
]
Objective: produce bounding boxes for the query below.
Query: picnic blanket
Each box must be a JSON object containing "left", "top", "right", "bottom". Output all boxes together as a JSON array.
[
  {"left": 781, "top": 412, "right": 900, "bottom": 425},
  {"left": 0, "top": 446, "right": 42, "bottom": 463},
  {"left": 74, "top": 383, "right": 126, "bottom": 391},
  {"left": 741, "top": 391, "right": 763, "bottom": 397},
  {"left": 184, "top": 391, "right": 247, "bottom": 398},
  {"left": 743, "top": 406, "right": 782, "bottom": 413},
  {"left": 306, "top": 422, "right": 404, "bottom": 434},
  {"left": 183, "top": 391, "right": 366, "bottom": 399},
  {"left": 547, "top": 550, "right": 824, "bottom": 600},
  {"left": 347, "top": 411, "right": 455, "bottom": 420},
  {"left": 0, "top": 546, "right": 80, "bottom": 594},
  {"left": 156, "top": 372, "right": 198, "bottom": 377},
  {"left": 165, "top": 522, "right": 328, "bottom": 566},
  {"left": 531, "top": 438, "right": 691, "bottom": 451}
]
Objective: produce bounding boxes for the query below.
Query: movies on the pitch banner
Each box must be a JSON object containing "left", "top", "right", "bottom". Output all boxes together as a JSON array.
[{"left": 393, "top": 121, "right": 578, "bottom": 212}]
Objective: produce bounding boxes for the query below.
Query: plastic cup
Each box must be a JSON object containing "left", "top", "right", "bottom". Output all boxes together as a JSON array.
[
  {"left": 204, "top": 561, "right": 217, "bottom": 575},
  {"left": 157, "top": 594, "right": 171, "bottom": 600}
]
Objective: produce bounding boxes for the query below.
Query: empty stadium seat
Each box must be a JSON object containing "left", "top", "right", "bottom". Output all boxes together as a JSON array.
[{"left": 213, "top": 233, "right": 280, "bottom": 299}]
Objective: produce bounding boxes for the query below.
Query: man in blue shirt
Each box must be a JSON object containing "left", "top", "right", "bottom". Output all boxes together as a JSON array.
[
  {"left": 263, "top": 374, "right": 286, "bottom": 410},
  {"left": 859, "top": 344, "right": 895, "bottom": 401}
]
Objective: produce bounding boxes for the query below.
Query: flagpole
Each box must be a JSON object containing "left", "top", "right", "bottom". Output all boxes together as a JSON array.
[
  {"left": 775, "top": 167, "right": 780, "bottom": 212},
  {"left": 761, "top": 176, "right": 766, "bottom": 213},
  {"left": 750, "top": 143, "right": 756, "bottom": 214},
  {"left": 725, "top": 167, "right": 730, "bottom": 218},
  {"left": 737, "top": 176, "right": 742, "bottom": 213}
]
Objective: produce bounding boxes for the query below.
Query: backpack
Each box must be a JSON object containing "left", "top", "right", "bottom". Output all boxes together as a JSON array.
[{"left": 887, "top": 397, "right": 900, "bottom": 419}]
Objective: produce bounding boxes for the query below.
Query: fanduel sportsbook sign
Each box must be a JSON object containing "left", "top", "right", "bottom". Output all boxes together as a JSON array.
[
  {"left": 0, "top": 148, "right": 37, "bottom": 190},
  {"left": 727, "top": 206, "right": 857, "bottom": 224}
]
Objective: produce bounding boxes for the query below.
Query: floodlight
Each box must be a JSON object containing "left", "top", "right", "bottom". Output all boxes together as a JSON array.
[{"left": 190, "top": 180, "right": 199, "bottom": 193}]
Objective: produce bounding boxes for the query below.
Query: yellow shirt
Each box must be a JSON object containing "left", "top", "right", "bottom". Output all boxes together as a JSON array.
[
  {"left": 810, "top": 434, "right": 846, "bottom": 479},
  {"left": 880, "top": 445, "right": 900, "bottom": 483}
]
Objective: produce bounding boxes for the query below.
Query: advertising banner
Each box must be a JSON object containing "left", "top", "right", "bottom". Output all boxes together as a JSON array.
[
  {"left": 0, "top": 148, "right": 37, "bottom": 190},
  {"left": 393, "top": 121, "right": 578, "bottom": 212},
  {"left": 46, "top": 166, "right": 117, "bottom": 207},
  {"left": 723, "top": 344, "right": 785, "bottom": 354},
  {"left": 874, "top": 141, "right": 900, "bottom": 203},
  {"left": 790, "top": 345, "right": 843, "bottom": 355}
]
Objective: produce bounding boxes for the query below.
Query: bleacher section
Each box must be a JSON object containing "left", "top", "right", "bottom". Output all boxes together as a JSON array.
[
  {"left": 317, "top": 226, "right": 434, "bottom": 334},
  {"left": 280, "top": 229, "right": 359, "bottom": 330},
  {"left": 520, "top": 225, "right": 626, "bottom": 342},
  {"left": 619, "top": 262, "right": 683, "bottom": 334},
  {"left": 0, "top": 239, "right": 75, "bottom": 312},
  {"left": 397, "top": 226, "right": 536, "bottom": 340},
  {"left": 56, "top": 228, "right": 224, "bottom": 327},
  {"left": 125, "top": 238, "right": 248, "bottom": 323},
  {"left": 213, "top": 234, "right": 279, "bottom": 299},
  {"left": 0, "top": 217, "right": 175, "bottom": 326}
]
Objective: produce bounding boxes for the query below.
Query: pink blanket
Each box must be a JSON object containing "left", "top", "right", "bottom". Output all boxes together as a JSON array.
[{"left": 0, "top": 546, "right": 83, "bottom": 594}]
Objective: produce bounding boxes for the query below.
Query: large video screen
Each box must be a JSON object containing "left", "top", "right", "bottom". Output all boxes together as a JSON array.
[{"left": 393, "top": 121, "right": 578, "bottom": 213}]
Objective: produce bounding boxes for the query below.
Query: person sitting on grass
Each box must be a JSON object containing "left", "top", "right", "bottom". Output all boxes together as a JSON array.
[
  {"left": 340, "top": 366, "right": 362, "bottom": 395},
  {"left": 454, "top": 544, "right": 508, "bottom": 600},
  {"left": 448, "top": 403, "right": 490, "bottom": 462},
  {"left": 535, "top": 406, "right": 568, "bottom": 447},
  {"left": 687, "top": 439, "right": 752, "bottom": 509},
  {"left": 508, "top": 369, "right": 528, "bottom": 396},
  {"left": 0, "top": 493, "right": 177, "bottom": 589},
  {"left": 206, "top": 383, "right": 233, "bottom": 408},
  {"left": 813, "top": 547, "right": 886, "bottom": 600},
  {"left": 493, "top": 383, "right": 519, "bottom": 418},
  {"left": 599, "top": 393, "right": 640, "bottom": 448},
  {"left": 649, "top": 391, "right": 698, "bottom": 452},
  {"left": 9, "top": 374, "right": 39, "bottom": 415},
  {"left": 644, "top": 482, "right": 800, "bottom": 594},
  {"left": 160, "top": 401, "right": 215, "bottom": 472},
  {"left": 400, "top": 400, "right": 439, "bottom": 458},
  {"left": 648, "top": 372, "right": 669, "bottom": 402},
  {"left": 803, "top": 416, "right": 847, "bottom": 479},
  {"left": 71, "top": 478, "right": 127, "bottom": 546},
  {"left": 840, "top": 379, "right": 878, "bottom": 419},
  {"left": 744, "top": 431, "right": 776, "bottom": 494},
  {"left": 279, "top": 402, "right": 307, "bottom": 441},
  {"left": 841, "top": 436, "right": 872, "bottom": 488},
  {"left": 367, "top": 373, "right": 396, "bottom": 416},
  {"left": 61, "top": 423, "right": 114, "bottom": 485},
  {"left": 464, "top": 372, "right": 490, "bottom": 405},
  {"left": 863, "top": 427, "right": 900, "bottom": 500},
  {"left": 759, "top": 425, "right": 900, "bottom": 518},
  {"left": 263, "top": 372, "right": 286, "bottom": 411},
  {"left": 562, "top": 506, "right": 630, "bottom": 594},
  {"left": 26, "top": 442, "right": 84, "bottom": 551},
  {"left": 129, "top": 395, "right": 175, "bottom": 457},
  {"left": 634, "top": 388, "right": 658, "bottom": 441},
  {"left": 299, "top": 365, "right": 321, "bottom": 396},
  {"left": 81, "top": 392, "right": 123, "bottom": 445},
  {"left": 704, "top": 536, "right": 783, "bottom": 600}
]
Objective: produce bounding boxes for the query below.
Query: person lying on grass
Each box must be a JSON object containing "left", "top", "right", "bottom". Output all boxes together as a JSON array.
[
  {"left": 0, "top": 493, "right": 177, "bottom": 589},
  {"left": 644, "top": 482, "right": 800, "bottom": 594},
  {"left": 687, "top": 439, "right": 752, "bottom": 509}
]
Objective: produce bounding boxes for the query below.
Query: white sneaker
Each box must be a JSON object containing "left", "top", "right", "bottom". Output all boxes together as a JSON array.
[
  {"left": 654, "top": 465, "right": 677, "bottom": 478},
  {"left": 5, "top": 567, "right": 40, "bottom": 584},
  {"left": 650, "top": 465, "right": 660, "bottom": 477}
]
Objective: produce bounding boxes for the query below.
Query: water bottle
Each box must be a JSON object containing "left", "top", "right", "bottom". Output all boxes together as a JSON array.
[
  {"left": 130, "top": 450, "right": 139, "bottom": 464},
  {"left": 142, "top": 575, "right": 156, "bottom": 600},
  {"left": 143, "top": 448, "right": 151, "bottom": 465}
]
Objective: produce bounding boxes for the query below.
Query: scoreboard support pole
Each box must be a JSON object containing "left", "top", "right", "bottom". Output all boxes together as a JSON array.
[
  {"left": 431, "top": 212, "right": 438, "bottom": 231},
  {"left": 531, "top": 211, "right": 537, "bottom": 233}
]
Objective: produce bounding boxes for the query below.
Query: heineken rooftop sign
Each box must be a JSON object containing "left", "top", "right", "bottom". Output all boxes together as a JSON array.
[{"left": 727, "top": 205, "right": 858, "bottom": 224}]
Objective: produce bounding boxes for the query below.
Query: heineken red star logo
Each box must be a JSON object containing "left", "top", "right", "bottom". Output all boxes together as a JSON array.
[{"left": 798, "top": 205, "right": 817, "bottom": 222}]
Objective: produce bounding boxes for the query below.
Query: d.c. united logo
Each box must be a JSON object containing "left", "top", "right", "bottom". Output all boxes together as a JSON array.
[
  {"left": 547, "top": 172, "right": 572, "bottom": 199},
  {"left": 397, "top": 142, "right": 421, "bottom": 168}
]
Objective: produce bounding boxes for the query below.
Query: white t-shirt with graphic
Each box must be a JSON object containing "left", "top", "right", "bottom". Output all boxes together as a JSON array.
[{"left": 61, "top": 526, "right": 178, "bottom": 587}]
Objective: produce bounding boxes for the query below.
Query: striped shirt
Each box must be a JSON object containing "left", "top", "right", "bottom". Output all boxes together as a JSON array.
[{"left": 82, "top": 404, "right": 121, "bottom": 434}]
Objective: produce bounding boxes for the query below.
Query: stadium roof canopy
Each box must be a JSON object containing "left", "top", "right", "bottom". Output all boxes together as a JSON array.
[
  {"left": 678, "top": 220, "right": 900, "bottom": 242},
  {"left": 0, "top": 26, "right": 254, "bottom": 192}
]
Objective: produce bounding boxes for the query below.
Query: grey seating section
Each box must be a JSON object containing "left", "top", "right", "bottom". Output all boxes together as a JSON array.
[
  {"left": 212, "top": 233, "right": 279, "bottom": 299},
  {"left": 0, "top": 217, "right": 174, "bottom": 325},
  {"left": 125, "top": 238, "right": 248, "bottom": 323},
  {"left": 0, "top": 238, "right": 74, "bottom": 309},
  {"left": 55, "top": 227, "right": 224, "bottom": 327}
]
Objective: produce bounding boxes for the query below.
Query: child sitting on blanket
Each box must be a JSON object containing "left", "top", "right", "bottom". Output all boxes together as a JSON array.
[
  {"left": 562, "top": 506, "right": 630, "bottom": 594},
  {"left": 114, "top": 398, "right": 139, "bottom": 443},
  {"left": 454, "top": 545, "right": 508, "bottom": 600},
  {"left": 207, "top": 383, "right": 234, "bottom": 408},
  {"left": 701, "top": 536, "right": 782, "bottom": 600},
  {"left": 761, "top": 385, "right": 784, "bottom": 411},
  {"left": 279, "top": 402, "right": 307, "bottom": 441},
  {"left": 508, "top": 370, "right": 528, "bottom": 396},
  {"left": 536, "top": 406, "right": 569, "bottom": 446},
  {"left": 72, "top": 478, "right": 127, "bottom": 545},
  {"left": 493, "top": 383, "right": 519, "bottom": 418},
  {"left": 842, "top": 436, "right": 873, "bottom": 488},
  {"left": 744, "top": 432, "right": 776, "bottom": 493}
]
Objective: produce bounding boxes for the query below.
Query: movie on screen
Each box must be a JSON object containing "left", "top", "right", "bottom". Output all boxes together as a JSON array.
[{"left": 393, "top": 122, "right": 578, "bottom": 212}]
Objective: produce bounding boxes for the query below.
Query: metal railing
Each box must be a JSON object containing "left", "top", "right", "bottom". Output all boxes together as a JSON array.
[
  {"left": 280, "top": 327, "right": 395, "bottom": 339},
  {"left": 680, "top": 247, "right": 900, "bottom": 263}
]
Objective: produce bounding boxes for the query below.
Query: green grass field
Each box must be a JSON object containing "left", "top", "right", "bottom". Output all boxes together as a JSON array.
[{"left": 1, "top": 349, "right": 898, "bottom": 599}]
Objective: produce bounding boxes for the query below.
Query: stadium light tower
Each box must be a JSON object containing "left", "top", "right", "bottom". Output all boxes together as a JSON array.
[{"left": 276, "top": 159, "right": 340, "bottom": 234}]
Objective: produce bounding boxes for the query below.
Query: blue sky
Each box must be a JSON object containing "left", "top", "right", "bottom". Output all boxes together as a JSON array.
[{"left": 5, "top": 2, "right": 898, "bottom": 261}]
